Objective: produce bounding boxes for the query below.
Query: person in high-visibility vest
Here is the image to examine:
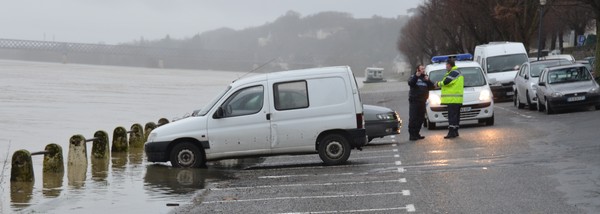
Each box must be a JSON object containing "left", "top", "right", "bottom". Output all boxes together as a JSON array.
[{"left": 436, "top": 58, "right": 464, "bottom": 139}]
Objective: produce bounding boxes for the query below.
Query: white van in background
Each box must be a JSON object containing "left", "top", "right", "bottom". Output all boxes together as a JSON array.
[
  {"left": 145, "top": 66, "right": 368, "bottom": 167},
  {"left": 474, "top": 42, "right": 529, "bottom": 100}
]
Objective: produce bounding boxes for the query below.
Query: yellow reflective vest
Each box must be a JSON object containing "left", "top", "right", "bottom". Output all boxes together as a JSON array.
[{"left": 437, "top": 66, "right": 464, "bottom": 104}]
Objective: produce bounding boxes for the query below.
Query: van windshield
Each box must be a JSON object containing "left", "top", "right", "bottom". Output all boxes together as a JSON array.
[
  {"left": 195, "top": 86, "right": 231, "bottom": 116},
  {"left": 428, "top": 67, "right": 486, "bottom": 87},
  {"left": 486, "top": 54, "right": 528, "bottom": 73}
]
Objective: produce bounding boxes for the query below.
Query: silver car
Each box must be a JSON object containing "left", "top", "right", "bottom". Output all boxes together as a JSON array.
[
  {"left": 536, "top": 64, "right": 600, "bottom": 114},
  {"left": 513, "top": 59, "right": 572, "bottom": 110}
]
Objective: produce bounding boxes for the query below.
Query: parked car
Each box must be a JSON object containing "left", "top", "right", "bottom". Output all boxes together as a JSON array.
[
  {"left": 514, "top": 59, "right": 573, "bottom": 110},
  {"left": 536, "top": 64, "right": 600, "bottom": 114},
  {"left": 363, "top": 104, "right": 402, "bottom": 142},
  {"left": 424, "top": 54, "right": 494, "bottom": 130}
]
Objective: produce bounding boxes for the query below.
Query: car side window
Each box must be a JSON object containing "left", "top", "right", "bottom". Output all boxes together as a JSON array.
[
  {"left": 220, "top": 85, "right": 264, "bottom": 117},
  {"left": 274, "top": 81, "right": 309, "bottom": 110}
]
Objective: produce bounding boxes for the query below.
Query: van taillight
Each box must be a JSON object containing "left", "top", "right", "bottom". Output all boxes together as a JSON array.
[{"left": 356, "top": 113, "right": 364, "bottom": 129}]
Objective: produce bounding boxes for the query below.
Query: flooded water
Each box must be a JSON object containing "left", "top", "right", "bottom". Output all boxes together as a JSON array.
[{"left": 0, "top": 60, "right": 246, "bottom": 213}]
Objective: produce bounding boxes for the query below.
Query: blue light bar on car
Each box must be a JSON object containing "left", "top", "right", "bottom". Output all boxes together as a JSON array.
[{"left": 431, "top": 53, "right": 473, "bottom": 63}]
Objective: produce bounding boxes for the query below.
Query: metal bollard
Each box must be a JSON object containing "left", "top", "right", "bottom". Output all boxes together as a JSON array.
[
  {"left": 144, "top": 122, "right": 157, "bottom": 142},
  {"left": 111, "top": 126, "right": 128, "bottom": 153},
  {"left": 157, "top": 118, "right": 169, "bottom": 127},
  {"left": 67, "top": 134, "right": 87, "bottom": 188},
  {"left": 42, "top": 143, "right": 64, "bottom": 174},
  {"left": 129, "top": 123, "right": 145, "bottom": 149},
  {"left": 10, "top": 150, "right": 34, "bottom": 182}
]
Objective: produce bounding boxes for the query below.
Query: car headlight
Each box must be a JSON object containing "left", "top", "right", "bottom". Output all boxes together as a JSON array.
[
  {"left": 428, "top": 93, "right": 441, "bottom": 106},
  {"left": 479, "top": 89, "right": 492, "bottom": 101},
  {"left": 551, "top": 92, "right": 564, "bottom": 98},
  {"left": 589, "top": 87, "right": 600, "bottom": 94},
  {"left": 376, "top": 113, "right": 392, "bottom": 120},
  {"left": 147, "top": 133, "right": 157, "bottom": 143}
]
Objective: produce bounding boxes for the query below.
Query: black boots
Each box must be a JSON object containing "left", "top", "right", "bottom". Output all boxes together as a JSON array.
[
  {"left": 409, "top": 135, "right": 426, "bottom": 141},
  {"left": 444, "top": 127, "right": 459, "bottom": 139}
]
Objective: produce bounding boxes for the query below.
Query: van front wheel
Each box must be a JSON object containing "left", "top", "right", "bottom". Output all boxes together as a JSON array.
[
  {"left": 170, "top": 142, "right": 205, "bottom": 168},
  {"left": 318, "top": 134, "right": 351, "bottom": 165}
]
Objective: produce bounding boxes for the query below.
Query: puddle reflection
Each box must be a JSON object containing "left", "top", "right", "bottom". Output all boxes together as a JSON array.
[{"left": 144, "top": 164, "right": 233, "bottom": 194}]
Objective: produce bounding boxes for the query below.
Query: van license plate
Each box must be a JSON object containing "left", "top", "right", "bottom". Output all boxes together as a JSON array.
[
  {"left": 506, "top": 91, "right": 514, "bottom": 96},
  {"left": 460, "top": 107, "right": 472, "bottom": 112},
  {"left": 567, "top": 96, "right": 585, "bottom": 102}
]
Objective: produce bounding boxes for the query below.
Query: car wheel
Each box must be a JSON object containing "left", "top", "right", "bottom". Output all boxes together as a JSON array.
[
  {"left": 170, "top": 142, "right": 205, "bottom": 168},
  {"left": 595, "top": 105, "right": 600, "bottom": 110},
  {"left": 526, "top": 92, "right": 536, "bottom": 110},
  {"left": 318, "top": 134, "right": 351, "bottom": 165},
  {"left": 545, "top": 99, "right": 554, "bottom": 114},
  {"left": 486, "top": 115, "right": 494, "bottom": 126},
  {"left": 536, "top": 95, "right": 544, "bottom": 112},
  {"left": 426, "top": 118, "right": 436, "bottom": 130},
  {"left": 516, "top": 92, "right": 525, "bottom": 109}
]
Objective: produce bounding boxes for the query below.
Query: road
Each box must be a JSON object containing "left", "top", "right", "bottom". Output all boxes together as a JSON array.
[{"left": 172, "top": 80, "right": 600, "bottom": 213}]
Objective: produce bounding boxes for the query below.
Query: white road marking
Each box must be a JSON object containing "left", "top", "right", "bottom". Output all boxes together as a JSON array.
[
  {"left": 393, "top": 149, "right": 399, "bottom": 152},
  {"left": 279, "top": 205, "right": 414, "bottom": 214},
  {"left": 392, "top": 143, "right": 397, "bottom": 147},
  {"left": 395, "top": 161, "right": 402, "bottom": 165},
  {"left": 496, "top": 105, "right": 533, "bottom": 119},
  {"left": 397, "top": 167, "right": 406, "bottom": 173},
  {"left": 211, "top": 179, "right": 407, "bottom": 191},
  {"left": 394, "top": 154, "right": 400, "bottom": 158},
  {"left": 202, "top": 191, "right": 410, "bottom": 204},
  {"left": 258, "top": 172, "right": 355, "bottom": 179}
]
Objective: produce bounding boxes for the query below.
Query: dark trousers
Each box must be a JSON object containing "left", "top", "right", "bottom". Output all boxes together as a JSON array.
[
  {"left": 408, "top": 101, "right": 426, "bottom": 137},
  {"left": 447, "top": 104, "right": 461, "bottom": 128}
]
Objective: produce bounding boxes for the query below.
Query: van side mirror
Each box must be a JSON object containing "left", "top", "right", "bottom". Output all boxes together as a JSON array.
[
  {"left": 524, "top": 74, "right": 529, "bottom": 80},
  {"left": 538, "top": 82, "right": 546, "bottom": 87},
  {"left": 213, "top": 107, "right": 225, "bottom": 119}
]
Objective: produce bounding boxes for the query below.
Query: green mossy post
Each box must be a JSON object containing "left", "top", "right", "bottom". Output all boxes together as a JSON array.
[
  {"left": 67, "top": 134, "right": 87, "bottom": 188},
  {"left": 157, "top": 118, "right": 169, "bottom": 127},
  {"left": 10, "top": 150, "right": 34, "bottom": 182},
  {"left": 92, "top": 130, "right": 110, "bottom": 159},
  {"left": 91, "top": 130, "right": 110, "bottom": 180},
  {"left": 129, "top": 123, "right": 144, "bottom": 148},
  {"left": 144, "top": 122, "right": 157, "bottom": 142},
  {"left": 42, "top": 143, "right": 64, "bottom": 174},
  {"left": 111, "top": 126, "right": 128, "bottom": 153}
]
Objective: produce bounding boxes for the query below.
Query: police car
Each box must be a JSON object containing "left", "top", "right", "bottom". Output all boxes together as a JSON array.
[{"left": 424, "top": 54, "right": 495, "bottom": 129}]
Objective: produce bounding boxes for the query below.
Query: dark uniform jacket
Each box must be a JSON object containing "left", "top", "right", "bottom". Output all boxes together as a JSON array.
[{"left": 408, "top": 74, "right": 435, "bottom": 103}]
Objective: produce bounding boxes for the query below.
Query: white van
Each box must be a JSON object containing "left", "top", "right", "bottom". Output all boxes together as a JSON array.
[
  {"left": 145, "top": 66, "right": 367, "bottom": 167},
  {"left": 424, "top": 54, "right": 494, "bottom": 129},
  {"left": 474, "top": 42, "right": 529, "bottom": 99}
]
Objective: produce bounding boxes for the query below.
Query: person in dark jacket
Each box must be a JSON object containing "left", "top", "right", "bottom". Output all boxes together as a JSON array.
[{"left": 407, "top": 64, "right": 435, "bottom": 141}]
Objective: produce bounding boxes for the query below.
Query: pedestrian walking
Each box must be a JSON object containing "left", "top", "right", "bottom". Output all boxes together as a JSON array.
[
  {"left": 436, "top": 58, "right": 464, "bottom": 139},
  {"left": 408, "top": 64, "right": 434, "bottom": 141}
]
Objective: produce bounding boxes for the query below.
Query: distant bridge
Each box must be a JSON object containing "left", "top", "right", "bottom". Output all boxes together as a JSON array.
[
  {"left": 0, "top": 38, "right": 187, "bottom": 56},
  {"left": 0, "top": 38, "right": 322, "bottom": 71}
]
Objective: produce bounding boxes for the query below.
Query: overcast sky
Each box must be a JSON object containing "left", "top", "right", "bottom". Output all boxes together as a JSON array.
[{"left": 1, "top": 0, "right": 424, "bottom": 45}]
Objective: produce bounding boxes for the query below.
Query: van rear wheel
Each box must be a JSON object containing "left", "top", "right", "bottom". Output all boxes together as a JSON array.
[
  {"left": 170, "top": 142, "right": 205, "bottom": 168},
  {"left": 318, "top": 134, "right": 351, "bottom": 165}
]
